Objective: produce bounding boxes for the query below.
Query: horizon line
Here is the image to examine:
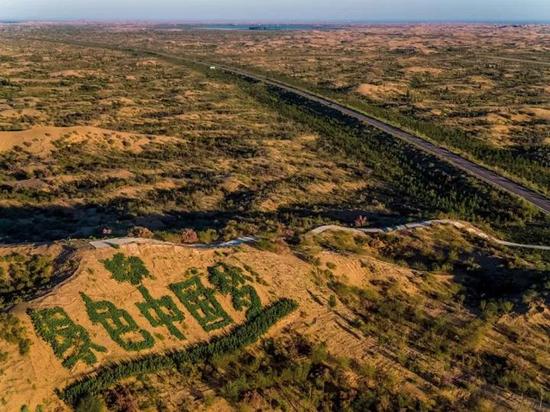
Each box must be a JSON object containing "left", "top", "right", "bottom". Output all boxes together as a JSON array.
[{"left": 1, "top": 18, "right": 550, "bottom": 25}]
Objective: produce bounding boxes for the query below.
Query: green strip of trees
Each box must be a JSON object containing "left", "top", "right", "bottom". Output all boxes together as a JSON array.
[{"left": 58, "top": 298, "right": 298, "bottom": 406}]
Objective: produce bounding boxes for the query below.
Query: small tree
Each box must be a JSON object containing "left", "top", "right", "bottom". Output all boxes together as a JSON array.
[
  {"left": 180, "top": 228, "right": 199, "bottom": 244},
  {"left": 354, "top": 215, "right": 368, "bottom": 227},
  {"left": 128, "top": 226, "right": 153, "bottom": 239}
]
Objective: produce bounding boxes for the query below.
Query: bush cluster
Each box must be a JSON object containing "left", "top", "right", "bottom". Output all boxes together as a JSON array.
[
  {"left": 0, "top": 313, "right": 31, "bottom": 357},
  {"left": 0, "top": 253, "right": 53, "bottom": 295},
  {"left": 135, "top": 285, "right": 186, "bottom": 340}
]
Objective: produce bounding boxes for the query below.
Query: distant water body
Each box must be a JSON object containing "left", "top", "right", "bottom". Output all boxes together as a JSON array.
[{"left": 197, "top": 24, "right": 330, "bottom": 31}]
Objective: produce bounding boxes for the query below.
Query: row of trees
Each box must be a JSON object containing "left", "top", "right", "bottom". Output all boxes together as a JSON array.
[
  {"left": 59, "top": 298, "right": 298, "bottom": 406},
  {"left": 240, "top": 81, "right": 547, "bottom": 244},
  {"left": 213, "top": 57, "right": 549, "bottom": 195}
]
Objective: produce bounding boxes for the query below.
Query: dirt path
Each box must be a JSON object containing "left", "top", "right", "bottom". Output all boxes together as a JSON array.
[
  {"left": 89, "top": 236, "right": 256, "bottom": 249},
  {"left": 308, "top": 219, "right": 550, "bottom": 250},
  {"left": 91, "top": 220, "right": 550, "bottom": 251}
]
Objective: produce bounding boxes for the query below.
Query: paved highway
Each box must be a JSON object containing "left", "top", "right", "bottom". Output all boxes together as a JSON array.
[
  {"left": 20, "top": 38, "right": 550, "bottom": 214},
  {"left": 191, "top": 59, "right": 550, "bottom": 215}
]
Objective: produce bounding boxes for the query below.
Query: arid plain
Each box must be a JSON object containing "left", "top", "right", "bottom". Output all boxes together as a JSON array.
[{"left": 0, "top": 23, "right": 548, "bottom": 412}]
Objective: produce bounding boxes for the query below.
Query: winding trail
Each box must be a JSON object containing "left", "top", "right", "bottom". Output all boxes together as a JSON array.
[
  {"left": 90, "top": 219, "right": 550, "bottom": 251},
  {"left": 308, "top": 219, "right": 550, "bottom": 251}
]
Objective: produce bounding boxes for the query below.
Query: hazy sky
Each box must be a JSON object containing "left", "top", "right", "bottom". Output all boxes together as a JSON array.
[{"left": 2, "top": 0, "right": 550, "bottom": 22}]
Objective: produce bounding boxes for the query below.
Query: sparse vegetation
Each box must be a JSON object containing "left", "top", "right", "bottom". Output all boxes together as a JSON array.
[
  {"left": 0, "top": 24, "right": 547, "bottom": 412},
  {"left": 305, "top": 225, "right": 550, "bottom": 408},
  {"left": 136, "top": 25, "right": 549, "bottom": 195},
  {"left": 75, "top": 394, "right": 106, "bottom": 412},
  {"left": 0, "top": 29, "right": 546, "bottom": 248},
  {"left": 0, "top": 253, "right": 53, "bottom": 295},
  {"left": 0, "top": 313, "right": 31, "bottom": 357}
]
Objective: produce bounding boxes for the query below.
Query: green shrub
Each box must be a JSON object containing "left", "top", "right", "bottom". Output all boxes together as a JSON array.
[
  {"left": 101, "top": 253, "right": 150, "bottom": 285},
  {"left": 169, "top": 275, "right": 233, "bottom": 332},
  {"left": 198, "top": 229, "right": 219, "bottom": 244},
  {"left": 0, "top": 253, "right": 54, "bottom": 295},
  {"left": 136, "top": 285, "right": 186, "bottom": 340},
  {"left": 28, "top": 307, "right": 106, "bottom": 368},
  {"left": 0, "top": 313, "right": 31, "bottom": 356},
  {"left": 326, "top": 262, "right": 337, "bottom": 270}
]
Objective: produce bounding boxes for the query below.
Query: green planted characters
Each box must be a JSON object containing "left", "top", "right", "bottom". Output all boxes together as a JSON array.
[
  {"left": 136, "top": 285, "right": 186, "bottom": 340},
  {"left": 28, "top": 307, "right": 106, "bottom": 368},
  {"left": 208, "top": 263, "right": 262, "bottom": 319},
  {"left": 29, "top": 257, "right": 273, "bottom": 383},
  {"left": 104, "top": 254, "right": 186, "bottom": 339},
  {"left": 81, "top": 293, "right": 154, "bottom": 352},
  {"left": 59, "top": 298, "right": 299, "bottom": 406},
  {"left": 101, "top": 253, "right": 150, "bottom": 285},
  {"left": 170, "top": 275, "right": 233, "bottom": 332}
]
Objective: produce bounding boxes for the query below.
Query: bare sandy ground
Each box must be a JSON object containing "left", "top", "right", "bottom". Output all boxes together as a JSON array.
[
  {"left": 0, "top": 221, "right": 547, "bottom": 410},
  {"left": 0, "top": 125, "right": 177, "bottom": 155},
  {"left": 1, "top": 242, "right": 384, "bottom": 410},
  {"left": 356, "top": 83, "right": 405, "bottom": 101}
]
